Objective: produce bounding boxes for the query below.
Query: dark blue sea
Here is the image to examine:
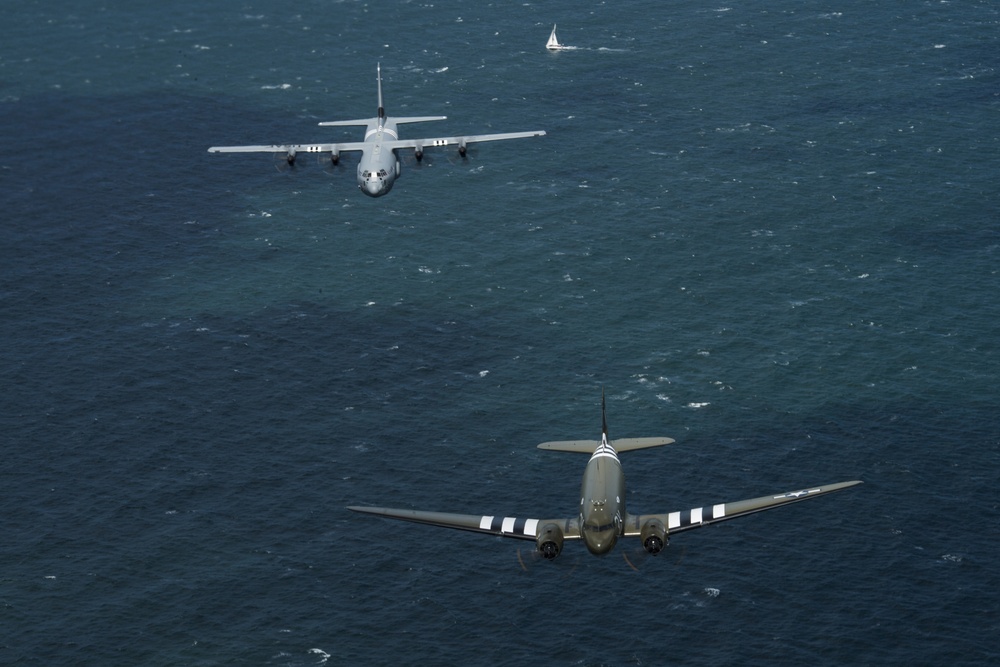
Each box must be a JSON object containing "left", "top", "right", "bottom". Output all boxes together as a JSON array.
[{"left": 3, "top": 1, "right": 999, "bottom": 664}]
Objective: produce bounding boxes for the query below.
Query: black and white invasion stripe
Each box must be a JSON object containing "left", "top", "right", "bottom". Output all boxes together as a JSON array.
[
  {"left": 479, "top": 515, "right": 539, "bottom": 537},
  {"left": 667, "top": 503, "right": 727, "bottom": 530},
  {"left": 590, "top": 438, "right": 620, "bottom": 462}
]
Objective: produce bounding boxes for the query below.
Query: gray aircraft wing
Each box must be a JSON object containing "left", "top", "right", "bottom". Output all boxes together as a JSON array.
[
  {"left": 347, "top": 505, "right": 580, "bottom": 542},
  {"left": 624, "top": 480, "right": 862, "bottom": 537},
  {"left": 207, "top": 142, "right": 370, "bottom": 155},
  {"left": 385, "top": 130, "right": 546, "bottom": 152}
]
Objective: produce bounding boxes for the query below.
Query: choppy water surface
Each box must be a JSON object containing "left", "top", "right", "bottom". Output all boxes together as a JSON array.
[{"left": 2, "top": 1, "right": 998, "bottom": 664}]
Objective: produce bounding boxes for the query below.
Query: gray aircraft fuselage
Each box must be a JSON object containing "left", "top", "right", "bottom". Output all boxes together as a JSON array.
[
  {"left": 356, "top": 113, "right": 401, "bottom": 197},
  {"left": 579, "top": 435, "right": 626, "bottom": 555}
]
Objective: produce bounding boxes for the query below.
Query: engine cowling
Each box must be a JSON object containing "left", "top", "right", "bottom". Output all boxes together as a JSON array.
[
  {"left": 640, "top": 518, "right": 668, "bottom": 555},
  {"left": 535, "top": 523, "right": 564, "bottom": 560}
]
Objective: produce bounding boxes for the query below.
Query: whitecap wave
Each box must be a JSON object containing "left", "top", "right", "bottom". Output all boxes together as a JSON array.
[{"left": 308, "top": 648, "right": 330, "bottom": 664}]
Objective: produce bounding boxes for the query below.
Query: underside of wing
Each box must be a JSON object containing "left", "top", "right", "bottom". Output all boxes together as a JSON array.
[
  {"left": 347, "top": 506, "right": 580, "bottom": 542},
  {"left": 385, "top": 130, "right": 546, "bottom": 152},
  {"left": 207, "top": 142, "right": 368, "bottom": 154},
  {"left": 625, "top": 480, "right": 862, "bottom": 537}
]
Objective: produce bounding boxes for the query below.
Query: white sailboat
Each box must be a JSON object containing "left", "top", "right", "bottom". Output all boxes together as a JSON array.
[{"left": 546, "top": 24, "right": 564, "bottom": 50}]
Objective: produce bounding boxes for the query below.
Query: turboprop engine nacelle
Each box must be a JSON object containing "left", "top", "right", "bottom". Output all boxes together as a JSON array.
[
  {"left": 641, "top": 518, "right": 668, "bottom": 555},
  {"left": 535, "top": 523, "right": 564, "bottom": 560}
]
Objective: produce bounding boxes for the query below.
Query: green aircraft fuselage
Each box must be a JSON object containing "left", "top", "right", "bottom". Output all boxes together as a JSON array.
[{"left": 347, "top": 391, "right": 862, "bottom": 562}]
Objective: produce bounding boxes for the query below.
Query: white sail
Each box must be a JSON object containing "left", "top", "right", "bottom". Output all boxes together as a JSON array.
[{"left": 546, "top": 24, "right": 561, "bottom": 50}]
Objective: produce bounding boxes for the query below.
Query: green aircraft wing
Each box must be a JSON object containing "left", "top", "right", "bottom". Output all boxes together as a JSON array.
[
  {"left": 624, "top": 480, "right": 862, "bottom": 537},
  {"left": 347, "top": 505, "right": 581, "bottom": 542}
]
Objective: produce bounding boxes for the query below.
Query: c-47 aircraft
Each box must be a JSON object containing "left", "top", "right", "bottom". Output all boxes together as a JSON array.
[
  {"left": 348, "top": 393, "right": 862, "bottom": 561},
  {"left": 208, "top": 64, "right": 546, "bottom": 197}
]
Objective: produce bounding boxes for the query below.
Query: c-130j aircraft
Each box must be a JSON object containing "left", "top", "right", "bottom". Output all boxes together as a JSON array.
[
  {"left": 349, "top": 392, "right": 862, "bottom": 562},
  {"left": 208, "top": 64, "right": 545, "bottom": 197}
]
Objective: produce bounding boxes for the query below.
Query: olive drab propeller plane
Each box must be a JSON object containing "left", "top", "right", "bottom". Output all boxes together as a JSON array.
[
  {"left": 348, "top": 392, "right": 862, "bottom": 561},
  {"left": 208, "top": 64, "right": 546, "bottom": 197}
]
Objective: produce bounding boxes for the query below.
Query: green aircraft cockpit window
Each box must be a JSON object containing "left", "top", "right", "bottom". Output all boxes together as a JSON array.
[{"left": 585, "top": 521, "right": 616, "bottom": 533}]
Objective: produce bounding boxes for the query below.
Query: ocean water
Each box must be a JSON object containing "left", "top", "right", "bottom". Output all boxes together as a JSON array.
[{"left": 2, "top": 1, "right": 998, "bottom": 664}]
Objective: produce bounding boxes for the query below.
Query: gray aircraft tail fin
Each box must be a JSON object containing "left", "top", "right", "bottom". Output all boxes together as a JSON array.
[
  {"left": 319, "top": 64, "right": 445, "bottom": 127},
  {"left": 377, "top": 62, "right": 385, "bottom": 118}
]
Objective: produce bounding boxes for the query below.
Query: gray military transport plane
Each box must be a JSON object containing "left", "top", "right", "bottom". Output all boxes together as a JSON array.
[
  {"left": 208, "top": 64, "right": 545, "bottom": 197},
  {"left": 348, "top": 393, "right": 862, "bottom": 561}
]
